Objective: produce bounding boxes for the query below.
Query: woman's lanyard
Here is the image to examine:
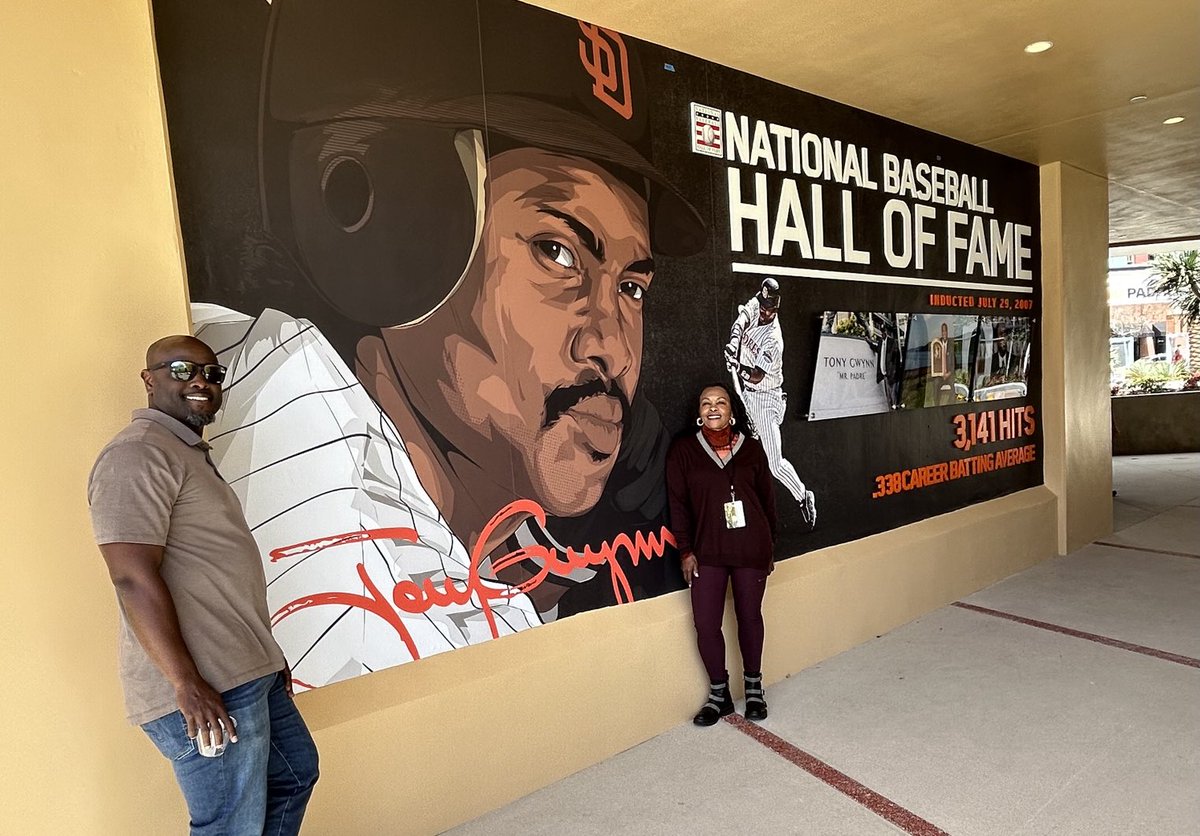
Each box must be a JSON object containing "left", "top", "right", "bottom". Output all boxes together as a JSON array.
[{"left": 721, "top": 444, "right": 746, "bottom": 529}]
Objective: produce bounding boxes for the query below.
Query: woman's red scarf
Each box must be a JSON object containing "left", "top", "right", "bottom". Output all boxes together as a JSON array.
[{"left": 700, "top": 424, "right": 734, "bottom": 450}]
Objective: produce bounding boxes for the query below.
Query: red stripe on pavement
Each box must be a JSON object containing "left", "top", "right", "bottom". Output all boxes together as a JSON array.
[
  {"left": 951, "top": 602, "right": 1200, "bottom": 669},
  {"left": 723, "top": 713, "right": 949, "bottom": 836},
  {"left": 1094, "top": 540, "right": 1200, "bottom": 560}
]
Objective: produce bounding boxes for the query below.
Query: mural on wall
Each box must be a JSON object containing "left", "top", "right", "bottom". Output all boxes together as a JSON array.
[{"left": 152, "top": 0, "right": 1044, "bottom": 690}]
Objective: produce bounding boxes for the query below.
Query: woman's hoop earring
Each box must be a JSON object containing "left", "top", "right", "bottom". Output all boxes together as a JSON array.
[
  {"left": 696, "top": 417, "right": 704, "bottom": 426},
  {"left": 730, "top": 417, "right": 736, "bottom": 426}
]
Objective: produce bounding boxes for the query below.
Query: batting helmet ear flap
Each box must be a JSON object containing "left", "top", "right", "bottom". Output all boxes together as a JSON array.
[{"left": 278, "top": 119, "right": 485, "bottom": 327}]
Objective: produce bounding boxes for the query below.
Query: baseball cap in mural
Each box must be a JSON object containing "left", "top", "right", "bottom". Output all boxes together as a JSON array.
[{"left": 262, "top": 0, "right": 706, "bottom": 257}]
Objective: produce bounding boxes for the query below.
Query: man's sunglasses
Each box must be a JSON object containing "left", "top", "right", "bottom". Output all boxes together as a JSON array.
[{"left": 146, "top": 360, "right": 228, "bottom": 385}]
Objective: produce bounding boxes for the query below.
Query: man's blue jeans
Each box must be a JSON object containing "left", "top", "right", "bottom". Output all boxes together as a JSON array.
[{"left": 141, "top": 671, "right": 319, "bottom": 835}]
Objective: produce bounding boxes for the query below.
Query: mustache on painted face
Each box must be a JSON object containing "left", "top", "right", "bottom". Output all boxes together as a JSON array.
[{"left": 542, "top": 375, "right": 630, "bottom": 431}]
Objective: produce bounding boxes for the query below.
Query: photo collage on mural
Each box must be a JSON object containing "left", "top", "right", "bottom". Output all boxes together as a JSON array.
[
  {"left": 811, "top": 312, "right": 1034, "bottom": 419},
  {"left": 151, "top": 0, "right": 1043, "bottom": 691}
]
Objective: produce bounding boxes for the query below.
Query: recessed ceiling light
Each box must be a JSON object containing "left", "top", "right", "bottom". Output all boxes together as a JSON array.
[
  {"left": 1129, "top": 95, "right": 1149, "bottom": 104},
  {"left": 1024, "top": 40, "right": 1054, "bottom": 54},
  {"left": 1162, "top": 116, "right": 1185, "bottom": 125}
]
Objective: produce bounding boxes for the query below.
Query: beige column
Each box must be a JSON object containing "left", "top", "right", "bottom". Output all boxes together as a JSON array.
[{"left": 1040, "top": 162, "right": 1113, "bottom": 553}]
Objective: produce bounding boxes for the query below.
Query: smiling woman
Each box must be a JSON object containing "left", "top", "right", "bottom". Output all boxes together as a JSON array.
[{"left": 666, "top": 383, "right": 779, "bottom": 725}]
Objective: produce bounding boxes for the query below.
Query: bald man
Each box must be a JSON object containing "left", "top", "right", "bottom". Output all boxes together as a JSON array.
[{"left": 88, "top": 336, "right": 318, "bottom": 835}]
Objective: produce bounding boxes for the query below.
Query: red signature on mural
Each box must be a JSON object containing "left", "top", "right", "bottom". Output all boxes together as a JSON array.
[{"left": 270, "top": 499, "right": 674, "bottom": 662}]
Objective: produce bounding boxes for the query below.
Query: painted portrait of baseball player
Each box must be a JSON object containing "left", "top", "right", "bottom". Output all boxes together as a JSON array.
[
  {"left": 169, "top": 0, "right": 706, "bottom": 690},
  {"left": 724, "top": 278, "right": 817, "bottom": 529}
]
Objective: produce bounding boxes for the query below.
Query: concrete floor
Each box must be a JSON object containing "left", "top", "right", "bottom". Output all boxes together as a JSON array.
[{"left": 448, "top": 453, "right": 1200, "bottom": 835}]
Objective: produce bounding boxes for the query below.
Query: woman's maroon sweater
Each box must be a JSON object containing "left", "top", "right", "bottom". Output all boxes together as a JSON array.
[{"left": 665, "top": 431, "right": 778, "bottom": 570}]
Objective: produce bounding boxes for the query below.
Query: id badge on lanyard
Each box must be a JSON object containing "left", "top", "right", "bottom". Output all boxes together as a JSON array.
[{"left": 724, "top": 488, "right": 746, "bottom": 529}]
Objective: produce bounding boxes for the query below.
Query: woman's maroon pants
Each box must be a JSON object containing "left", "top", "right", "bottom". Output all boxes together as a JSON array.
[{"left": 689, "top": 564, "right": 769, "bottom": 682}]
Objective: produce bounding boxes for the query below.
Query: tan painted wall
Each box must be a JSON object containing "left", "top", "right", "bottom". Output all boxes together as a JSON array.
[
  {"left": 0, "top": 0, "right": 192, "bottom": 831},
  {"left": 1040, "top": 162, "right": 1114, "bottom": 553},
  {"left": 1, "top": 2, "right": 1087, "bottom": 833}
]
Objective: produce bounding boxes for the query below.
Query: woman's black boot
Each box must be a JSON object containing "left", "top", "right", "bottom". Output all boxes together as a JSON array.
[
  {"left": 693, "top": 679, "right": 734, "bottom": 726},
  {"left": 744, "top": 671, "right": 768, "bottom": 721}
]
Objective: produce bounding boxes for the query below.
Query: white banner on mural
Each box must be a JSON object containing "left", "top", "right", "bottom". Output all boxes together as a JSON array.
[{"left": 808, "top": 335, "right": 891, "bottom": 421}]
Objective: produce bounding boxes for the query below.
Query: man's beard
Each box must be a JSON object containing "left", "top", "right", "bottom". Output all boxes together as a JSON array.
[{"left": 182, "top": 408, "right": 217, "bottom": 429}]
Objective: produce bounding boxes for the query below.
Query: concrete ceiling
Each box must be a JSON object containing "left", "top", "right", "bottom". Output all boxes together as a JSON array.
[{"left": 531, "top": 0, "right": 1200, "bottom": 246}]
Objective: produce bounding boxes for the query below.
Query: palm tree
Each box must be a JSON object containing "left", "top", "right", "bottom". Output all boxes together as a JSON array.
[{"left": 1148, "top": 250, "right": 1200, "bottom": 373}]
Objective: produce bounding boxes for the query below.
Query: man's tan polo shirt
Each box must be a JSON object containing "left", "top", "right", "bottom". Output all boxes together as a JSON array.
[{"left": 88, "top": 409, "right": 285, "bottom": 725}]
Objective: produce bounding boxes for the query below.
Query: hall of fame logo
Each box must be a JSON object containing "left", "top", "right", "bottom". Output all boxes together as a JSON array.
[{"left": 690, "top": 102, "right": 723, "bottom": 157}]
